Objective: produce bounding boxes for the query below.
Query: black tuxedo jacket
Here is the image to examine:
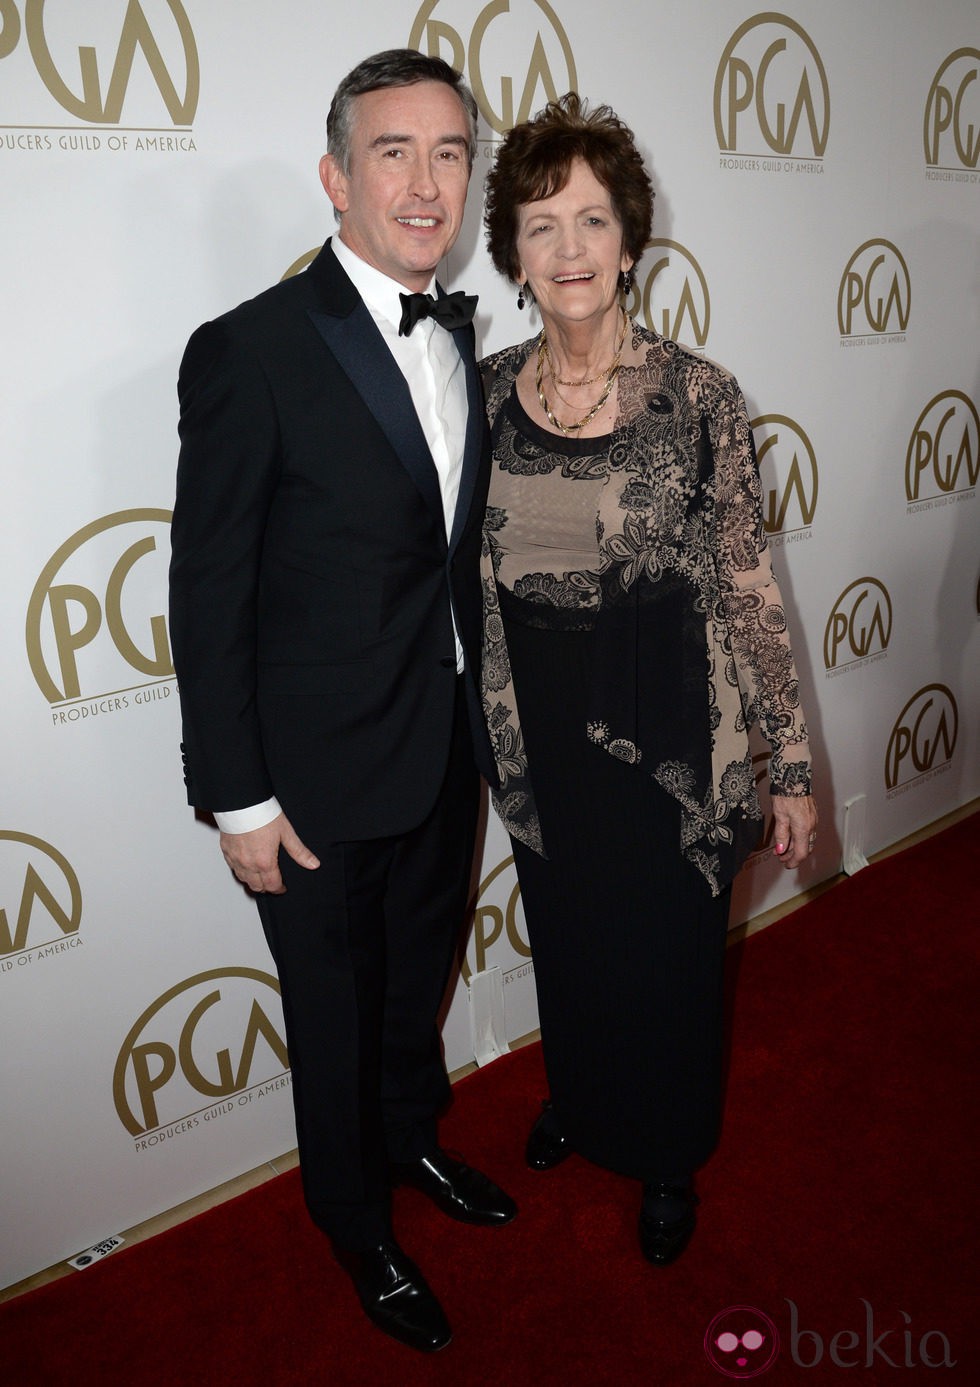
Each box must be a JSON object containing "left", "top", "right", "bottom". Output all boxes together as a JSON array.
[{"left": 169, "top": 239, "right": 495, "bottom": 843}]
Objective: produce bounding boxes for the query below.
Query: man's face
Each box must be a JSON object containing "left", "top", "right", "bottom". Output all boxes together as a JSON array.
[{"left": 320, "top": 80, "right": 472, "bottom": 292}]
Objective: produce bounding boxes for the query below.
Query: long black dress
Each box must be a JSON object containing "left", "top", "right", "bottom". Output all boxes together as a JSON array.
[{"left": 479, "top": 327, "right": 812, "bottom": 1179}]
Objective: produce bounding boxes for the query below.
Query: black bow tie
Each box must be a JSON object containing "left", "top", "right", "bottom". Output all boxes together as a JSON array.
[{"left": 398, "top": 289, "right": 478, "bottom": 337}]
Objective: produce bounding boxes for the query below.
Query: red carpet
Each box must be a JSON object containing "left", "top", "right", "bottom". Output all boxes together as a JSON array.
[{"left": 4, "top": 814, "right": 977, "bottom": 1384}]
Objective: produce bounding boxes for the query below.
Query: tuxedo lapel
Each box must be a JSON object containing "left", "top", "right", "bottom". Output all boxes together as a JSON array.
[
  {"left": 306, "top": 244, "right": 444, "bottom": 529},
  {"left": 448, "top": 326, "right": 485, "bottom": 555}
]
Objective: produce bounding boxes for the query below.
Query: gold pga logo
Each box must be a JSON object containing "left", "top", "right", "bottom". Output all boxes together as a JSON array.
[
  {"left": 885, "top": 685, "right": 958, "bottom": 792},
  {"left": 924, "top": 48, "right": 980, "bottom": 170},
  {"left": 714, "top": 12, "right": 829, "bottom": 159},
  {"left": 630, "top": 239, "right": 710, "bottom": 349},
  {"left": 462, "top": 853, "right": 530, "bottom": 984},
  {"left": 0, "top": 831, "right": 81, "bottom": 960},
  {"left": 0, "top": 0, "right": 198, "bottom": 127},
  {"left": 113, "top": 967, "right": 289, "bottom": 1138},
  {"left": 838, "top": 240, "right": 911, "bottom": 338},
  {"left": 824, "top": 578, "right": 892, "bottom": 670},
  {"left": 752, "top": 414, "right": 819, "bottom": 538},
  {"left": 905, "top": 391, "right": 980, "bottom": 502},
  {"left": 27, "top": 509, "right": 174, "bottom": 711},
  {"left": 745, "top": 752, "right": 775, "bottom": 860},
  {"left": 282, "top": 249, "right": 318, "bottom": 281},
  {"left": 408, "top": 0, "right": 576, "bottom": 136}
]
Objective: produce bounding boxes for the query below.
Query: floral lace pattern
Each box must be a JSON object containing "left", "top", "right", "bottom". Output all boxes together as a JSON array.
[{"left": 480, "top": 327, "right": 811, "bottom": 893}]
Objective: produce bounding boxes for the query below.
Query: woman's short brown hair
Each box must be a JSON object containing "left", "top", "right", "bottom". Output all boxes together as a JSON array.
[{"left": 484, "top": 92, "right": 654, "bottom": 283}]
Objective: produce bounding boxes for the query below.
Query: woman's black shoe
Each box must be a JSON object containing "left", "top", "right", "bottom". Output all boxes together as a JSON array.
[
  {"left": 639, "top": 1182, "right": 699, "bottom": 1266},
  {"left": 525, "top": 1099, "right": 573, "bottom": 1171}
]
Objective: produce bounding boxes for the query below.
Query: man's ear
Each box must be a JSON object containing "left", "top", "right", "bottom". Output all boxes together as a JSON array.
[{"left": 319, "top": 153, "right": 349, "bottom": 213}]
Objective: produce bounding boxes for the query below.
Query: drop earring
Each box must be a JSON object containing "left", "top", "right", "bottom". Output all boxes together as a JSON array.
[
  {"left": 622, "top": 268, "right": 633, "bottom": 297},
  {"left": 517, "top": 284, "right": 526, "bottom": 310}
]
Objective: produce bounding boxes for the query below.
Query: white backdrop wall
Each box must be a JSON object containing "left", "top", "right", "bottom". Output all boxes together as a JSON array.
[{"left": 1, "top": 0, "right": 977, "bottom": 1290}]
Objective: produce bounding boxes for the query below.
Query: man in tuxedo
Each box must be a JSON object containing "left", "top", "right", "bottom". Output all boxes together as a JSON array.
[{"left": 169, "top": 50, "right": 513, "bottom": 1354}]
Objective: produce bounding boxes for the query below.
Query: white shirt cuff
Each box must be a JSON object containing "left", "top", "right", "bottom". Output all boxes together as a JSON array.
[{"left": 214, "top": 797, "right": 282, "bottom": 834}]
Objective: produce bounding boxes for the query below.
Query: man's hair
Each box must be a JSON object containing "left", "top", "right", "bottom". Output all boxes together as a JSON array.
[
  {"left": 484, "top": 92, "right": 654, "bottom": 283},
  {"left": 327, "top": 49, "right": 479, "bottom": 173}
]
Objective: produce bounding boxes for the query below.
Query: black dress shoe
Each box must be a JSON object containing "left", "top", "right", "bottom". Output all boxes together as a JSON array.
[
  {"left": 392, "top": 1149, "right": 517, "bottom": 1226},
  {"left": 335, "top": 1240, "right": 451, "bottom": 1353},
  {"left": 639, "top": 1183, "right": 700, "bottom": 1266},
  {"left": 525, "top": 1100, "right": 573, "bottom": 1171}
]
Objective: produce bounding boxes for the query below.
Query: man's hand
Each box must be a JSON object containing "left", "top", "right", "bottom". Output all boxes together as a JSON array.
[
  {"left": 772, "top": 795, "right": 818, "bottom": 870},
  {"left": 219, "top": 813, "right": 319, "bottom": 894}
]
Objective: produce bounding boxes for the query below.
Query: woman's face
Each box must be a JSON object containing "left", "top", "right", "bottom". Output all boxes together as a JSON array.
[{"left": 515, "top": 157, "right": 631, "bottom": 331}]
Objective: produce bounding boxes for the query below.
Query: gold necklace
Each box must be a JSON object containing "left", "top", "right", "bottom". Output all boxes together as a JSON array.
[
  {"left": 542, "top": 347, "right": 610, "bottom": 388},
  {"left": 547, "top": 375, "right": 582, "bottom": 410},
  {"left": 535, "top": 346, "right": 619, "bottom": 434},
  {"left": 541, "top": 310, "right": 628, "bottom": 386},
  {"left": 536, "top": 312, "right": 629, "bottom": 435}
]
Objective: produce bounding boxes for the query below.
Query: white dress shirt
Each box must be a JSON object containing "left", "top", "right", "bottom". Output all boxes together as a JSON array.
[{"left": 215, "top": 236, "right": 470, "bottom": 834}]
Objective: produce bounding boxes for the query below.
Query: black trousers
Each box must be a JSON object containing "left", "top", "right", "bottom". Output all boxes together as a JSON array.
[{"left": 257, "top": 677, "right": 479, "bottom": 1249}]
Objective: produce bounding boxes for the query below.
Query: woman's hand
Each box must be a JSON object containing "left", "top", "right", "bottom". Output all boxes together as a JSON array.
[{"left": 772, "top": 794, "right": 818, "bottom": 869}]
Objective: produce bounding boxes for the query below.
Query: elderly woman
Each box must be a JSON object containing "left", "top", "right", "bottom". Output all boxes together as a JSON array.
[{"left": 480, "top": 94, "right": 817, "bottom": 1265}]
